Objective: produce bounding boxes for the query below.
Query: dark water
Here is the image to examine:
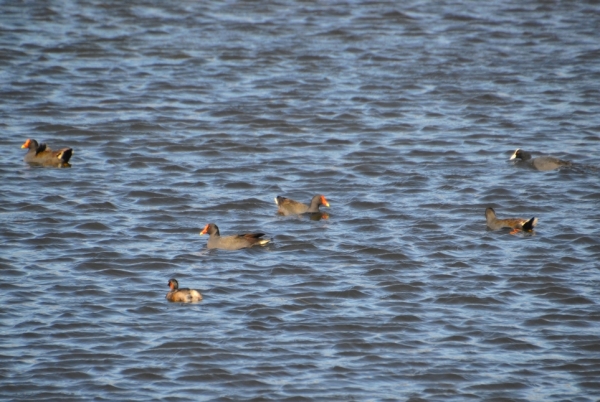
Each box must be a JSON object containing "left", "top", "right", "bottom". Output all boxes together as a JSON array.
[{"left": 2, "top": 1, "right": 600, "bottom": 401}]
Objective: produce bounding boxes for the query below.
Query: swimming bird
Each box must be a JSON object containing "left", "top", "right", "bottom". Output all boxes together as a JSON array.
[
  {"left": 485, "top": 207, "right": 537, "bottom": 234},
  {"left": 199, "top": 223, "right": 270, "bottom": 250},
  {"left": 274, "top": 194, "right": 330, "bottom": 216},
  {"left": 166, "top": 278, "right": 202, "bottom": 303},
  {"left": 510, "top": 148, "right": 571, "bottom": 171},
  {"left": 21, "top": 138, "right": 73, "bottom": 167}
]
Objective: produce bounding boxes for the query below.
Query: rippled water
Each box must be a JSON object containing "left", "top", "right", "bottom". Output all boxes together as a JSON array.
[{"left": 2, "top": 1, "right": 600, "bottom": 401}]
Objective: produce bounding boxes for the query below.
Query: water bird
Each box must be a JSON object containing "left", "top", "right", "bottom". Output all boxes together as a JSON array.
[
  {"left": 21, "top": 139, "right": 73, "bottom": 167},
  {"left": 485, "top": 207, "right": 537, "bottom": 234},
  {"left": 510, "top": 148, "right": 571, "bottom": 171},
  {"left": 166, "top": 278, "right": 202, "bottom": 303},
  {"left": 199, "top": 223, "right": 270, "bottom": 250},
  {"left": 274, "top": 194, "right": 330, "bottom": 216}
]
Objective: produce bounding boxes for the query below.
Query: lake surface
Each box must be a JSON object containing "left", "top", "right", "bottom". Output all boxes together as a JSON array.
[{"left": 1, "top": 1, "right": 600, "bottom": 401}]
